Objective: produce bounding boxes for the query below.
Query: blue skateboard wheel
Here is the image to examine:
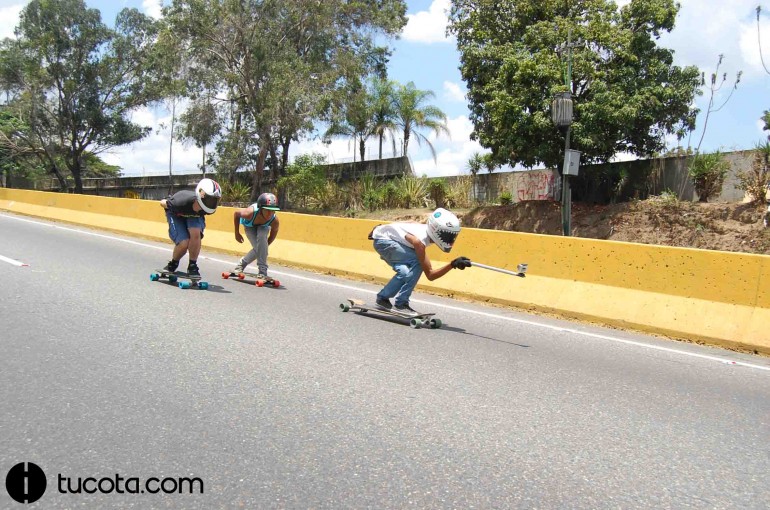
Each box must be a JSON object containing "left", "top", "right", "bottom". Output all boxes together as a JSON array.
[
  {"left": 150, "top": 273, "right": 159, "bottom": 281},
  {"left": 198, "top": 282, "right": 209, "bottom": 290}
]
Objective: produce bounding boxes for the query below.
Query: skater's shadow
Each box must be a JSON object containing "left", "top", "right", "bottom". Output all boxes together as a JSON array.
[
  {"left": 225, "top": 278, "right": 287, "bottom": 291},
  {"left": 151, "top": 280, "right": 231, "bottom": 294},
  {"left": 350, "top": 311, "right": 528, "bottom": 348},
  {"left": 441, "top": 324, "right": 529, "bottom": 348},
  {"left": 202, "top": 284, "right": 231, "bottom": 294}
]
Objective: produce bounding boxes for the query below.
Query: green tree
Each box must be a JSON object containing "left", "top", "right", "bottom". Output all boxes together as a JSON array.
[
  {"left": 176, "top": 97, "right": 222, "bottom": 176},
  {"left": 324, "top": 83, "right": 372, "bottom": 163},
  {"left": 367, "top": 77, "right": 398, "bottom": 159},
  {"left": 0, "top": 0, "right": 163, "bottom": 193},
  {"left": 447, "top": 0, "right": 701, "bottom": 169},
  {"left": 393, "top": 81, "right": 449, "bottom": 161},
  {"left": 277, "top": 153, "right": 328, "bottom": 208},
  {"left": 163, "top": 0, "right": 407, "bottom": 201},
  {"left": 466, "top": 151, "right": 483, "bottom": 200}
]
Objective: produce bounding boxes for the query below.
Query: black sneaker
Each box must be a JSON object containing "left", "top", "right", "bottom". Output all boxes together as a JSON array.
[
  {"left": 187, "top": 263, "right": 200, "bottom": 278},
  {"left": 375, "top": 297, "right": 393, "bottom": 310},
  {"left": 163, "top": 260, "right": 179, "bottom": 272},
  {"left": 395, "top": 303, "right": 418, "bottom": 315}
]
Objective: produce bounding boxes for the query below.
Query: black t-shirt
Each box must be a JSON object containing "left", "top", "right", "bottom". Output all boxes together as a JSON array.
[{"left": 166, "top": 190, "right": 205, "bottom": 218}]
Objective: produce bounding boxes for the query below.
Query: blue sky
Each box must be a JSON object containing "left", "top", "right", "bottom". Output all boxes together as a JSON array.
[{"left": 1, "top": 0, "right": 769, "bottom": 177}]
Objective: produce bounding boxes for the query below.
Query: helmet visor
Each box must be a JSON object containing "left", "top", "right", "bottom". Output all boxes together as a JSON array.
[{"left": 201, "top": 194, "right": 220, "bottom": 211}]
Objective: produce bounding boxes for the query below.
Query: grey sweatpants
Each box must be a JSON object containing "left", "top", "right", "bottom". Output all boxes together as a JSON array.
[{"left": 238, "top": 225, "right": 270, "bottom": 275}]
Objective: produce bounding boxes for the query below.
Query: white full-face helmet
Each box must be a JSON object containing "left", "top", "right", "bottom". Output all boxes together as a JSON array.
[
  {"left": 195, "top": 178, "right": 222, "bottom": 214},
  {"left": 427, "top": 208, "right": 461, "bottom": 253}
]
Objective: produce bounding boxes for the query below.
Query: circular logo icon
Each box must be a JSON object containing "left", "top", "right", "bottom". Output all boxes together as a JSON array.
[{"left": 6, "top": 462, "right": 47, "bottom": 504}]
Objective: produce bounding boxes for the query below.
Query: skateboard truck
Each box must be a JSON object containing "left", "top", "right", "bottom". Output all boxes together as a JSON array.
[{"left": 470, "top": 261, "right": 528, "bottom": 278}]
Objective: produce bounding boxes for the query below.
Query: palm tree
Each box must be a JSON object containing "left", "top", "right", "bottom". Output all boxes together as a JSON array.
[
  {"left": 392, "top": 81, "right": 449, "bottom": 162},
  {"left": 324, "top": 85, "right": 371, "bottom": 162},
  {"left": 367, "top": 77, "right": 397, "bottom": 159},
  {"left": 467, "top": 152, "right": 483, "bottom": 201}
]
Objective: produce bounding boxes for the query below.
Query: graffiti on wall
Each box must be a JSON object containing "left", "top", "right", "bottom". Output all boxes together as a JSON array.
[{"left": 514, "top": 170, "right": 558, "bottom": 201}]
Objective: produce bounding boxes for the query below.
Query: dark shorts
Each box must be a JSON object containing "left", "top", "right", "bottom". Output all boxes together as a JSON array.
[{"left": 166, "top": 211, "right": 205, "bottom": 244}]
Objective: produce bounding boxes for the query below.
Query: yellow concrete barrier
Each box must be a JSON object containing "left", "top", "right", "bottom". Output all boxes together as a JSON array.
[{"left": 2, "top": 188, "right": 768, "bottom": 354}]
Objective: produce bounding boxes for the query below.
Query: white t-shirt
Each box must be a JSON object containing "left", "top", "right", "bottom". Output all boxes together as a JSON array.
[{"left": 372, "top": 223, "right": 432, "bottom": 248}]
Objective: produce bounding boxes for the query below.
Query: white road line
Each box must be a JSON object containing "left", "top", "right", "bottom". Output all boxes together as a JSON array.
[
  {"left": 0, "top": 253, "right": 28, "bottom": 266},
  {"left": 2, "top": 212, "right": 769, "bottom": 373}
]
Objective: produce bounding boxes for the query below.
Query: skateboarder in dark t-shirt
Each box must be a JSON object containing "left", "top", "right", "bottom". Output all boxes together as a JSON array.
[{"left": 160, "top": 178, "right": 222, "bottom": 277}]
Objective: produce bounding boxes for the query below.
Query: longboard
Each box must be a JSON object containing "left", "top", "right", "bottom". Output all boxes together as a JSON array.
[
  {"left": 150, "top": 269, "right": 209, "bottom": 290},
  {"left": 221, "top": 271, "right": 280, "bottom": 288},
  {"left": 339, "top": 298, "right": 441, "bottom": 329}
]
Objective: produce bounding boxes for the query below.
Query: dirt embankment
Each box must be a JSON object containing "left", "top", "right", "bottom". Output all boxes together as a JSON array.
[{"left": 351, "top": 199, "right": 770, "bottom": 255}]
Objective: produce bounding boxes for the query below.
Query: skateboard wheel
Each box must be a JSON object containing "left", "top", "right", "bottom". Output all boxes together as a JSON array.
[
  {"left": 429, "top": 318, "right": 442, "bottom": 329},
  {"left": 150, "top": 273, "right": 159, "bottom": 281},
  {"left": 238, "top": 273, "right": 246, "bottom": 280},
  {"left": 199, "top": 282, "right": 209, "bottom": 290},
  {"left": 222, "top": 272, "right": 230, "bottom": 279},
  {"left": 256, "top": 280, "right": 264, "bottom": 287},
  {"left": 179, "top": 281, "right": 190, "bottom": 289},
  {"left": 272, "top": 280, "right": 280, "bottom": 287},
  {"left": 169, "top": 275, "right": 178, "bottom": 283},
  {"left": 340, "top": 303, "right": 350, "bottom": 312},
  {"left": 410, "top": 318, "right": 421, "bottom": 329}
]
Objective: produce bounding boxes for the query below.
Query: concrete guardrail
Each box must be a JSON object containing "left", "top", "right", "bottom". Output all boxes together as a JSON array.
[{"left": 2, "top": 188, "right": 768, "bottom": 354}]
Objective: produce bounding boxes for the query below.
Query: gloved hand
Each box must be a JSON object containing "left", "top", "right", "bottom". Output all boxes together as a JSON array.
[{"left": 451, "top": 256, "right": 471, "bottom": 270}]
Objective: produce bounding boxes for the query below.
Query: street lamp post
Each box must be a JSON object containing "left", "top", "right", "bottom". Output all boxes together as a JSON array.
[
  {"left": 552, "top": 91, "right": 573, "bottom": 236},
  {"left": 553, "top": 29, "right": 581, "bottom": 236}
]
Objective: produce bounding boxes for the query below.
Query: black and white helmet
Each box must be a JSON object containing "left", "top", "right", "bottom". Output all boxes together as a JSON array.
[
  {"left": 427, "top": 208, "right": 460, "bottom": 253},
  {"left": 195, "top": 178, "right": 222, "bottom": 214}
]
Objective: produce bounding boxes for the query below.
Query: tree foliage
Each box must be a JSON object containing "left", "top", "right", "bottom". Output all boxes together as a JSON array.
[
  {"left": 392, "top": 81, "right": 449, "bottom": 161},
  {"left": 447, "top": 0, "right": 702, "bottom": 169},
  {"left": 162, "top": 0, "right": 407, "bottom": 200},
  {"left": 0, "top": 0, "right": 164, "bottom": 192}
]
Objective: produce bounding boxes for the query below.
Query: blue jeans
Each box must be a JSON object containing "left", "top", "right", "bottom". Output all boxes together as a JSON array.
[
  {"left": 166, "top": 211, "right": 205, "bottom": 245},
  {"left": 373, "top": 239, "right": 423, "bottom": 306}
]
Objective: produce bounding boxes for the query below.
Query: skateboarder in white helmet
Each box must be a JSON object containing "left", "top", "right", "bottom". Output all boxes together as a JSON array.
[
  {"left": 159, "top": 177, "right": 222, "bottom": 277},
  {"left": 369, "top": 207, "right": 471, "bottom": 313},
  {"left": 230, "top": 192, "right": 281, "bottom": 278}
]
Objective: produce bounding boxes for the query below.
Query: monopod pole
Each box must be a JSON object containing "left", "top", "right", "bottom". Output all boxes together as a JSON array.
[{"left": 470, "top": 262, "right": 528, "bottom": 278}]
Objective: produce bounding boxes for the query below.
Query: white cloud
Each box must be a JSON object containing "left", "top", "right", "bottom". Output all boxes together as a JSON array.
[
  {"left": 411, "top": 115, "right": 484, "bottom": 177},
  {"left": 401, "top": 0, "right": 454, "bottom": 44},
  {"left": 660, "top": 0, "right": 766, "bottom": 80},
  {"left": 141, "top": 0, "right": 163, "bottom": 20},
  {"left": 103, "top": 105, "right": 202, "bottom": 176},
  {"left": 442, "top": 81, "right": 465, "bottom": 102},
  {"left": 0, "top": 3, "right": 25, "bottom": 39}
]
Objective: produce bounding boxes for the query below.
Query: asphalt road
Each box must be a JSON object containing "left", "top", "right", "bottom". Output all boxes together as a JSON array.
[{"left": 1, "top": 212, "right": 769, "bottom": 509}]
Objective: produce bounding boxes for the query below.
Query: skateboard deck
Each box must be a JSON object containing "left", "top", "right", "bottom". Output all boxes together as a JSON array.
[
  {"left": 221, "top": 271, "right": 280, "bottom": 288},
  {"left": 150, "top": 269, "right": 209, "bottom": 290},
  {"left": 339, "top": 298, "right": 441, "bottom": 329}
]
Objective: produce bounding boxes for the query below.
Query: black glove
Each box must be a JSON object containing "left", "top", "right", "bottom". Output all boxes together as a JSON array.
[{"left": 451, "top": 256, "right": 471, "bottom": 270}]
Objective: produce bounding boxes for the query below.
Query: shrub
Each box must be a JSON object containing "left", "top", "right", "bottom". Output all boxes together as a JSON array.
[
  {"left": 736, "top": 142, "right": 770, "bottom": 205},
  {"left": 427, "top": 178, "right": 449, "bottom": 208},
  {"left": 447, "top": 176, "right": 473, "bottom": 208},
  {"left": 396, "top": 175, "right": 428, "bottom": 208},
  {"left": 310, "top": 181, "right": 343, "bottom": 211},
  {"left": 499, "top": 190, "right": 513, "bottom": 205},
  {"left": 221, "top": 181, "right": 251, "bottom": 204},
  {"left": 688, "top": 151, "right": 729, "bottom": 202},
  {"left": 277, "top": 153, "right": 327, "bottom": 208}
]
